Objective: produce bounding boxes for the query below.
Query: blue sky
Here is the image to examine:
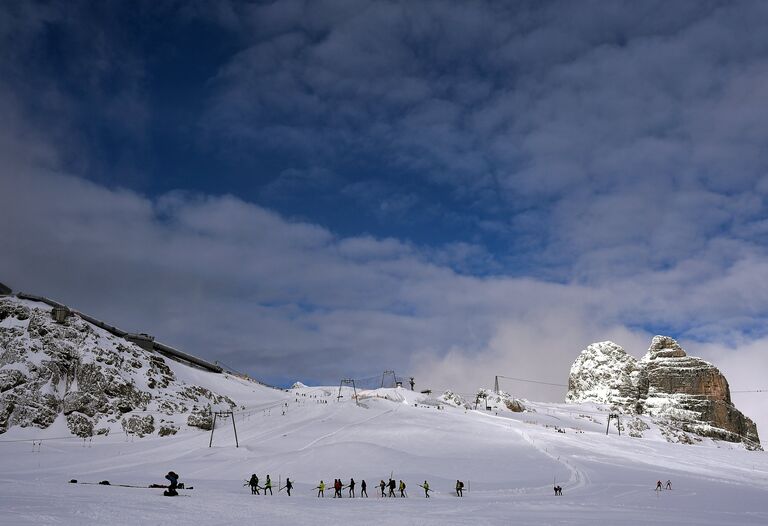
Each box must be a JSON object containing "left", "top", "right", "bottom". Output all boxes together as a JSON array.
[{"left": 2, "top": 0, "right": 768, "bottom": 429}]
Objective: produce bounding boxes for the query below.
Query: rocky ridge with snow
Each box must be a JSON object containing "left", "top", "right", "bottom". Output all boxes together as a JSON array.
[
  {"left": 0, "top": 296, "right": 241, "bottom": 438},
  {"left": 566, "top": 335, "right": 760, "bottom": 449}
]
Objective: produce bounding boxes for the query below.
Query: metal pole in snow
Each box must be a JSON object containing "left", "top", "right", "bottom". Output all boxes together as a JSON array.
[
  {"left": 232, "top": 412, "right": 239, "bottom": 447},
  {"left": 209, "top": 413, "right": 217, "bottom": 447}
]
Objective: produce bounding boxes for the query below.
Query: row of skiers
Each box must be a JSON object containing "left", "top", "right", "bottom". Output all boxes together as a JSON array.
[
  {"left": 315, "top": 478, "right": 439, "bottom": 498},
  {"left": 247, "top": 474, "right": 293, "bottom": 496},
  {"left": 248, "top": 476, "right": 467, "bottom": 498}
]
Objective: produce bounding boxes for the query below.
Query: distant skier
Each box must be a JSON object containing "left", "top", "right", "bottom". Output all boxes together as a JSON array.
[
  {"left": 422, "top": 480, "right": 430, "bottom": 498},
  {"left": 655, "top": 480, "right": 663, "bottom": 492},
  {"left": 361, "top": 479, "right": 368, "bottom": 498},
  {"left": 380, "top": 480, "right": 386, "bottom": 497},
  {"left": 264, "top": 475, "right": 273, "bottom": 495},
  {"left": 317, "top": 480, "right": 325, "bottom": 497},
  {"left": 399, "top": 480, "right": 407, "bottom": 497},
  {"left": 456, "top": 480, "right": 464, "bottom": 497},
  {"left": 665, "top": 480, "right": 672, "bottom": 490},
  {"left": 248, "top": 474, "right": 260, "bottom": 495},
  {"left": 164, "top": 471, "right": 179, "bottom": 497},
  {"left": 284, "top": 477, "right": 293, "bottom": 496},
  {"left": 388, "top": 478, "right": 396, "bottom": 497},
  {"left": 554, "top": 485, "right": 562, "bottom": 496},
  {"left": 348, "top": 478, "right": 356, "bottom": 498}
]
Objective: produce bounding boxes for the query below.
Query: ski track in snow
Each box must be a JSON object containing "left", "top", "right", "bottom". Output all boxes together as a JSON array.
[{"left": 1, "top": 386, "right": 767, "bottom": 525}]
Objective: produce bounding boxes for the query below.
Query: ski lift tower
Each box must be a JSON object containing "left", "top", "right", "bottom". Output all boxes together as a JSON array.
[
  {"left": 337, "top": 378, "right": 359, "bottom": 406},
  {"left": 380, "top": 370, "right": 396, "bottom": 388},
  {"left": 208, "top": 407, "right": 239, "bottom": 448}
]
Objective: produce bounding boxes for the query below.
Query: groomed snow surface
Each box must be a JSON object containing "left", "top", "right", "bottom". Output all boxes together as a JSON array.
[{"left": 1, "top": 384, "right": 767, "bottom": 525}]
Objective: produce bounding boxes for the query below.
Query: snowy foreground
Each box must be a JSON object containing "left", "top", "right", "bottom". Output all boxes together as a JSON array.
[{"left": 1, "top": 380, "right": 767, "bottom": 525}]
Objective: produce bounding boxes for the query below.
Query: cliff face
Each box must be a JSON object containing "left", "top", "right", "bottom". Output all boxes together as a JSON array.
[
  {"left": 0, "top": 297, "right": 236, "bottom": 437},
  {"left": 567, "top": 335, "right": 760, "bottom": 449}
]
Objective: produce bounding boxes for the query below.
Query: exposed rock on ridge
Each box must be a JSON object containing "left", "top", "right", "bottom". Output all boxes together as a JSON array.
[
  {"left": 567, "top": 335, "right": 760, "bottom": 449},
  {"left": 0, "top": 297, "right": 236, "bottom": 437}
]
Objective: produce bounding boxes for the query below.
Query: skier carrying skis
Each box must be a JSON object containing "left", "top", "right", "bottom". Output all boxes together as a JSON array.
[
  {"left": 379, "top": 480, "right": 386, "bottom": 497},
  {"left": 348, "top": 478, "right": 356, "bottom": 498},
  {"left": 399, "top": 480, "right": 407, "bottom": 498},
  {"left": 361, "top": 479, "right": 368, "bottom": 498},
  {"left": 264, "top": 475, "right": 273, "bottom": 495},
  {"left": 284, "top": 477, "right": 293, "bottom": 496},
  {"left": 164, "top": 471, "right": 179, "bottom": 497},
  {"left": 388, "top": 478, "right": 396, "bottom": 497},
  {"left": 317, "top": 480, "right": 325, "bottom": 497},
  {"left": 456, "top": 480, "right": 464, "bottom": 497},
  {"left": 422, "top": 480, "right": 430, "bottom": 498},
  {"left": 249, "top": 474, "right": 260, "bottom": 495}
]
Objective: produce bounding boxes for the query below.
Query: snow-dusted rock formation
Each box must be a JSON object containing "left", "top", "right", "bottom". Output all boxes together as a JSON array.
[
  {"left": 0, "top": 296, "right": 238, "bottom": 437},
  {"left": 566, "top": 341, "right": 642, "bottom": 410},
  {"left": 567, "top": 336, "right": 760, "bottom": 449}
]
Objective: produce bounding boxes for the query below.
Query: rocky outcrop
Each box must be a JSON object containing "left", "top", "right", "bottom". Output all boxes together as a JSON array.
[
  {"left": 0, "top": 297, "right": 236, "bottom": 437},
  {"left": 566, "top": 335, "right": 760, "bottom": 449},
  {"left": 187, "top": 408, "right": 214, "bottom": 430},
  {"left": 566, "top": 341, "right": 642, "bottom": 411}
]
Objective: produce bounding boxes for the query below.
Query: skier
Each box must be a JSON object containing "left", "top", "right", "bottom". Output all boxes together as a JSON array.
[
  {"left": 248, "top": 474, "right": 260, "bottom": 495},
  {"left": 317, "top": 480, "right": 325, "bottom": 497},
  {"left": 379, "top": 480, "right": 386, "bottom": 497},
  {"left": 388, "top": 478, "right": 396, "bottom": 497},
  {"left": 164, "top": 471, "right": 179, "bottom": 497},
  {"left": 555, "top": 485, "right": 562, "bottom": 496},
  {"left": 264, "top": 475, "right": 273, "bottom": 495},
  {"left": 456, "top": 480, "right": 464, "bottom": 497},
  {"left": 399, "top": 480, "right": 407, "bottom": 498},
  {"left": 361, "top": 479, "right": 368, "bottom": 498},
  {"left": 348, "top": 478, "right": 356, "bottom": 498},
  {"left": 422, "top": 480, "right": 430, "bottom": 498},
  {"left": 333, "top": 479, "right": 342, "bottom": 499},
  {"left": 655, "top": 480, "right": 663, "bottom": 492},
  {"left": 665, "top": 480, "right": 672, "bottom": 490},
  {"left": 284, "top": 477, "right": 293, "bottom": 496}
]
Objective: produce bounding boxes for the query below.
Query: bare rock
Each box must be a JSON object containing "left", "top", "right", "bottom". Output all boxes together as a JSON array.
[
  {"left": 0, "top": 369, "right": 26, "bottom": 393},
  {"left": 187, "top": 408, "right": 213, "bottom": 430},
  {"left": 122, "top": 414, "right": 155, "bottom": 437},
  {"left": 66, "top": 412, "right": 94, "bottom": 437}
]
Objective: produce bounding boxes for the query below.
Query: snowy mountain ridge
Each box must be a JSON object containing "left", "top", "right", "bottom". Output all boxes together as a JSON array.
[
  {"left": 0, "top": 295, "right": 282, "bottom": 438},
  {"left": 566, "top": 336, "right": 760, "bottom": 449}
]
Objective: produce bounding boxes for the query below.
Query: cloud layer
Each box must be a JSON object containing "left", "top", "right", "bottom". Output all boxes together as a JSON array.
[{"left": 1, "top": 1, "right": 767, "bottom": 435}]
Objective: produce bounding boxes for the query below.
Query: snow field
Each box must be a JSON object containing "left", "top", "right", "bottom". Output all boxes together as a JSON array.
[{"left": 1, "top": 386, "right": 767, "bottom": 525}]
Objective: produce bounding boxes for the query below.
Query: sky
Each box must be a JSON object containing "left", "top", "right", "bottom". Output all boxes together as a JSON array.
[{"left": 1, "top": 1, "right": 768, "bottom": 434}]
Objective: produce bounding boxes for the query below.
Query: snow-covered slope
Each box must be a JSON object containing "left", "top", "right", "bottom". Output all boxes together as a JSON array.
[
  {"left": 2, "top": 296, "right": 768, "bottom": 525},
  {"left": 1, "top": 384, "right": 767, "bottom": 525}
]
